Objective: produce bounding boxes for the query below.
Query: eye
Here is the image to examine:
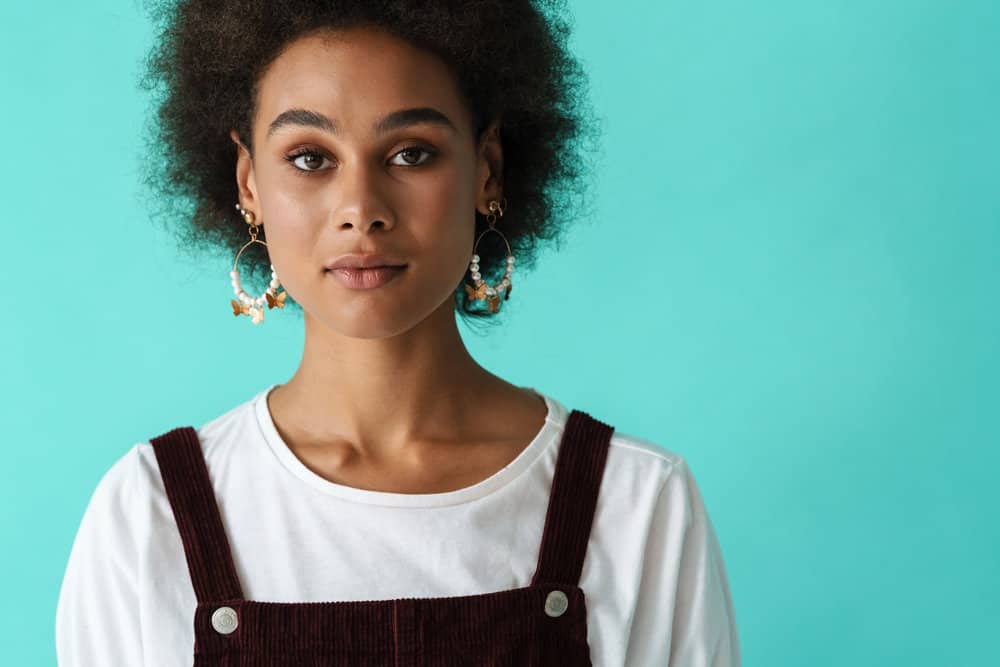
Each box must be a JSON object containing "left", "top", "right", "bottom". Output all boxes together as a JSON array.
[
  {"left": 285, "top": 150, "right": 333, "bottom": 174},
  {"left": 389, "top": 145, "right": 437, "bottom": 167}
]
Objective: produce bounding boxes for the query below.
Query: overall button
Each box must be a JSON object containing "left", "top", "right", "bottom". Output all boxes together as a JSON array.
[
  {"left": 544, "top": 590, "right": 569, "bottom": 617},
  {"left": 211, "top": 606, "right": 239, "bottom": 634}
]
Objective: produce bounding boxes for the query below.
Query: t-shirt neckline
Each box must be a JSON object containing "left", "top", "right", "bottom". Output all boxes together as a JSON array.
[{"left": 252, "top": 383, "right": 566, "bottom": 508}]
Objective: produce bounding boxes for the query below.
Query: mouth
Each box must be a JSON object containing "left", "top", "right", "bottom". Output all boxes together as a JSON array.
[
  {"left": 326, "top": 265, "right": 407, "bottom": 289},
  {"left": 324, "top": 264, "right": 407, "bottom": 272},
  {"left": 324, "top": 253, "right": 409, "bottom": 271}
]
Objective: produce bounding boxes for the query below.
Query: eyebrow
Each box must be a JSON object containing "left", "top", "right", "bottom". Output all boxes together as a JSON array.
[{"left": 266, "top": 106, "right": 457, "bottom": 139}]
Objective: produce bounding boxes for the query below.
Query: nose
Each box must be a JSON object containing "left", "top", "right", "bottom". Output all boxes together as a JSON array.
[{"left": 330, "top": 160, "right": 396, "bottom": 233}]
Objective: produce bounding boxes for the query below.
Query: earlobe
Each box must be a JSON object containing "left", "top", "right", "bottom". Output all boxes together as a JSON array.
[{"left": 476, "top": 183, "right": 504, "bottom": 217}]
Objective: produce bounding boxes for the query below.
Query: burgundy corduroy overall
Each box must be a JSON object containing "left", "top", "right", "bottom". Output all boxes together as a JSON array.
[{"left": 150, "top": 407, "right": 614, "bottom": 666}]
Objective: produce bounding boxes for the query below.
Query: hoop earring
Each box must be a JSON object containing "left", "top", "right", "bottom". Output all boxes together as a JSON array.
[
  {"left": 229, "top": 203, "right": 285, "bottom": 325},
  {"left": 464, "top": 197, "right": 514, "bottom": 314}
]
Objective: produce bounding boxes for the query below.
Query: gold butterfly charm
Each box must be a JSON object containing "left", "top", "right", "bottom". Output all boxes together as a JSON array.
[
  {"left": 230, "top": 299, "right": 250, "bottom": 317},
  {"left": 266, "top": 290, "right": 287, "bottom": 309},
  {"left": 464, "top": 282, "right": 488, "bottom": 300},
  {"left": 229, "top": 299, "right": 265, "bottom": 324},
  {"left": 465, "top": 280, "right": 513, "bottom": 313}
]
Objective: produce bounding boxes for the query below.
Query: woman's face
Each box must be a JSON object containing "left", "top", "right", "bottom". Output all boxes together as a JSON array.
[{"left": 231, "top": 26, "right": 502, "bottom": 338}]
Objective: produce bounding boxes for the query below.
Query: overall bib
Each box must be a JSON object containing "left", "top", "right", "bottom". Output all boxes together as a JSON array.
[{"left": 150, "top": 407, "right": 614, "bottom": 666}]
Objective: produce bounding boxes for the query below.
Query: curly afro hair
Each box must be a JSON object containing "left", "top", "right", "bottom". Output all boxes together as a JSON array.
[{"left": 138, "top": 0, "right": 601, "bottom": 330}]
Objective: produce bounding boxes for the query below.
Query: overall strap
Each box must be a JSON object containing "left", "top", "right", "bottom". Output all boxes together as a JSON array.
[
  {"left": 150, "top": 426, "right": 244, "bottom": 603},
  {"left": 531, "top": 409, "right": 614, "bottom": 587}
]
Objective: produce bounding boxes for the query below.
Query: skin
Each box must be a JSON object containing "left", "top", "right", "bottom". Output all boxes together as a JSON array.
[{"left": 229, "top": 25, "right": 548, "bottom": 494}]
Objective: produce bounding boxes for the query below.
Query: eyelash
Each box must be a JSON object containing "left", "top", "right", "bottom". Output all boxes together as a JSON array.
[{"left": 284, "top": 145, "right": 438, "bottom": 176}]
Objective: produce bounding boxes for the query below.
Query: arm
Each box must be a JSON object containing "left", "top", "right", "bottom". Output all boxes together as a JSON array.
[
  {"left": 625, "top": 457, "right": 741, "bottom": 666},
  {"left": 55, "top": 444, "right": 145, "bottom": 666}
]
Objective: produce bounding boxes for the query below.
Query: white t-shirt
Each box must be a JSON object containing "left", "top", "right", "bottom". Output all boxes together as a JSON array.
[{"left": 55, "top": 384, "right": 740, "bottom": 666}]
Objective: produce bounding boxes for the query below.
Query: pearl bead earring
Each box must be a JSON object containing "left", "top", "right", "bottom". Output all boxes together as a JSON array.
[
  {"left": 464, "top": 198, "right": 514, "bottom": 314},
  {"left": 229, "top": 203, "right": 285, "bottom": 325}
]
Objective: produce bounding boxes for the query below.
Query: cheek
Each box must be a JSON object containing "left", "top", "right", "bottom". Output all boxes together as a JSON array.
[
  {"left": 257, "top": 208, "right": 322, "bottom": 295},
  {"left": 409, "top": 166, "right": 477, "bottom": 257},
  {"left": 254, "top": 168, "right": 321, "bottom": 262}
]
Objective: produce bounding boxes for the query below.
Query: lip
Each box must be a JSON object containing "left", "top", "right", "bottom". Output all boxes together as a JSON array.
[
  {"left": 329, "top": 266, "right": 407, "bottom": 290},
  {"left": 326, "top": 253, "right": 408, "bottom": 270}
]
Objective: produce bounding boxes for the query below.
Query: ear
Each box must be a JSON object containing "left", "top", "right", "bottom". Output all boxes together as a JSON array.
[
  {"left": 230, "top": 128, "right": 259, "bottom": 212},
  {"left": 475, "top": 119, "right": 504, "bottom": 216}
]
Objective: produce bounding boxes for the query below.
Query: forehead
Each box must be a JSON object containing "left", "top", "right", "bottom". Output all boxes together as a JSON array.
[{"left": 254, "top": 26, "right": 471, "bottom": 140}]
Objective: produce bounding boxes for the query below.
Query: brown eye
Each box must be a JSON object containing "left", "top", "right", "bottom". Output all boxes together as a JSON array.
[
  {"left": 285, "top": 150, "right": 332, "bottom": 173},
  {"left": 389, "top": 146, "right": 436, "bottom": 167}
]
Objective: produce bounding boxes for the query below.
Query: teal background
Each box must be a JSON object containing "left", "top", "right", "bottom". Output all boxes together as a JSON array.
[{"left": 3, "top": 1, "right": 997, "bottom": 664}]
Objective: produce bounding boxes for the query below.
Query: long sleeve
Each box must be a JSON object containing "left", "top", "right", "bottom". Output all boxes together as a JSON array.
[
  {"left": 56, "top": 445, "right": 145, "bottom": 666},
  {"left": 625, "top": 457, "right": 741, "bottom": 666}
]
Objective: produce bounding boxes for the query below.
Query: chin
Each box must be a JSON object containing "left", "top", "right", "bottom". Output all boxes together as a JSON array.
[{"left": 302, "top": 273, "right": 459, "bottom": 339}]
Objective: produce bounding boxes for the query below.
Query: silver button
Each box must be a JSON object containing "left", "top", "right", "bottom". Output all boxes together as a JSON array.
[
  {"left": 211, "top": 606, "right": 239, "bottom": 634},
  {"left": 544, "top": 590, "right": 569, "bottom": 617}
]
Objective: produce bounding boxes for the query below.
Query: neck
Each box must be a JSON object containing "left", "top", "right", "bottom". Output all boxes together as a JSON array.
[{"left": 268, "top": 299, "right": 508, "bottom": 463}]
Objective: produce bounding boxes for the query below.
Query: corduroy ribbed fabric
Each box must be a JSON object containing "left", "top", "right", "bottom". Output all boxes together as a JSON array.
[{"left": 150, "top": 407, "right": 614, "bottom": 666}]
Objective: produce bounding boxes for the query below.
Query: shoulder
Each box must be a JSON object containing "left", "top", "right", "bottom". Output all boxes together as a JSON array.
[
  {"left": 578, "top": 412, "right": 718, "bottom": 536},
  {"left": 609, "top": 427, "right": 685, "bottom": 470},
  {"left": 65, "top": 391, "right": 256, "bottom": 545},
  {"left": 130, "top": 392, "right": 259, "bottom": 485},
  {"left": 603, "top": 423, "right": 690, "bottom": 494},
  {"left": 548, "top": 397, "right": 692, "bottom": 505},
  {"left": 549, "top": 394, "right": 684, "bottom": 484},
  {"left": 78, "top": 441, "right": 144, "bottom": 523},
  {"left": 561, "top": 410, "right": 701, "bottom": 532}
]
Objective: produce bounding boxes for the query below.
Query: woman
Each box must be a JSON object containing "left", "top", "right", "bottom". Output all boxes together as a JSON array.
[{"left": 56, "top": 0, "right": 740, "bottom": 664}]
